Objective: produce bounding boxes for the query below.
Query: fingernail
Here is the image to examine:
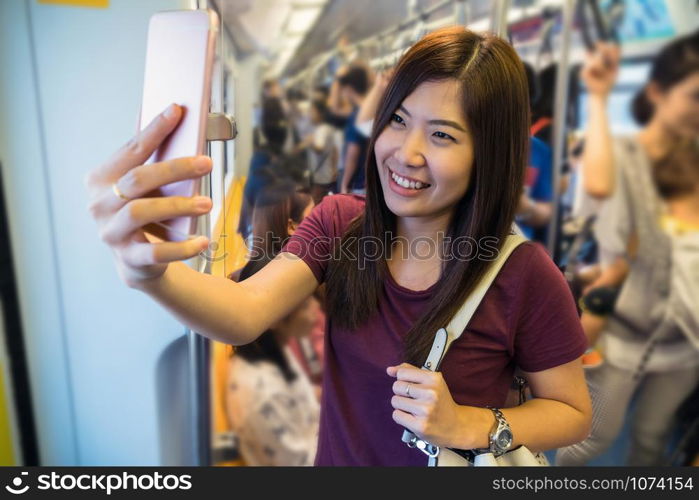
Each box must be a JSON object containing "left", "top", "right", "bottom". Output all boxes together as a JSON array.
[
  {"left": 164, "top": 103, "right": 179, "bottom": 118},
  {"left": 193, "top": 156, "right": 211, "bottom": 172},
  {"left": 194, "top": 196, "right": 211, "bottom": 210}
]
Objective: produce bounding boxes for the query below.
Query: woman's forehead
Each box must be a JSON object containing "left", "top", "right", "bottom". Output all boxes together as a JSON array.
[{"left": 400, "top": 79, "right": 467, "bottom": 125}]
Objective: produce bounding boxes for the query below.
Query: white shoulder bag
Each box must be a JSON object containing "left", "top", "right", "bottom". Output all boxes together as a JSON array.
[{"left": 401, "top": 234, "right": 549, "bottom": 466}]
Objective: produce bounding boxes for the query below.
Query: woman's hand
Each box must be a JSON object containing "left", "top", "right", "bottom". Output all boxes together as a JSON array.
[
  {"left": 581, "top": 42, "right": 621, "bottom": 97},
  {"left": 387, "top": 363, "right": 488, "bottom": 449},
  {"left": 85, "top": 104, "right": 213, "bottom": 288}
]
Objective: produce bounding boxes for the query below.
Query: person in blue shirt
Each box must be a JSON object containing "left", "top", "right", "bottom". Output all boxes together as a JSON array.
[
  {"left": 517, "top": 135, "right": 554, "bottom": 242},
  {"left": 518, "top": 63, "right": 555, "bottom": 243},
  {"left": 334, "top": 64, "right": 371, "bottom": 194}
]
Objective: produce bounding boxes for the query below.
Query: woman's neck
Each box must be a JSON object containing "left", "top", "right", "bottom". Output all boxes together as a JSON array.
[{"left": 395, "top": 211, "right": 452, "bottom": 252}]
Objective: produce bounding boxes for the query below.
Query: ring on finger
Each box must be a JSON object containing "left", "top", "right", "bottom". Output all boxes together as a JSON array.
[
  {"left": 112, "top": 182, "right": 132, "bottom": 202},
  {"left": 405, "top": 383, "right": 411, "bottom": 398}
]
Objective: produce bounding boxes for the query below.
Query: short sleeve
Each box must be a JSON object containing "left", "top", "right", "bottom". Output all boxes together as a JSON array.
[
  {"left": 281, "top": 194, "right": 365, "bottom": 284},
  {"left": 594, "top": 138, "right": 636, "bottom": 268},
  {"left": 511, "top": 244, "right": 587, "bottom": 372}
]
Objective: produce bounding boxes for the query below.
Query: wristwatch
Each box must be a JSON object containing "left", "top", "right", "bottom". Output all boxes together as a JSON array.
[{"left": 487, "top": 407, "right": 514, "bottom": 456}]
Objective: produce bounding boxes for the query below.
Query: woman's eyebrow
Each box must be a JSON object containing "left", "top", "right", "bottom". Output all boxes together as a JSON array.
[
  {"left": 397, "top": 105, "right": 466, "bottom": 132},
  {"left": 428, "top": 119, "right": 467, "bottom": 132}
]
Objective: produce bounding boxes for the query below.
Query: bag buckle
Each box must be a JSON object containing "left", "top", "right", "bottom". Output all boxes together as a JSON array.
[{"left": 406, "top": 434, "right": 440, "bottom": 458}]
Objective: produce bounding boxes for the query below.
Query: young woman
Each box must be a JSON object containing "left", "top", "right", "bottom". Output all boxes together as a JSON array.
[
  {"left": 557, "top": 31, "right": 699, "bottom": 466},
  {"left": 86, "top": 26, "right": 591, "bottom": 466}
]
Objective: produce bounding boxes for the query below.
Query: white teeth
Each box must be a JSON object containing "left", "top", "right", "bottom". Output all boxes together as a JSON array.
[{"left": 391, "top": 171, "right": 429, "bottom": 190}]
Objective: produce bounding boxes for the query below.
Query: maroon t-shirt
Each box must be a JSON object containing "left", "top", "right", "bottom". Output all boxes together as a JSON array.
[{"left": 282, "top": 194, "right": 586, "bottom": 466}]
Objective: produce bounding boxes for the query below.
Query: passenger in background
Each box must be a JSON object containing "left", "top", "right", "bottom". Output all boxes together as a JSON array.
[
  {"left": 286, "top": 88, "right": 313, "bottom": 147},
  {"left": 329, "top": 63, "right": 372, "bottom": 194},
  {"left": 355, "top": 68, "right": 394, "bottom": 137},
  {"left": 234, "top": 182, "right": 325, "bottom": 383},
  {"left": 239, "top": 88, "right": 291, "bottom": 239},
  {"left": 557, "top": 32, "right": 699, "bottom": 466},
  {"left": 226, "top": 183, "right": 323, "bottom": 466},
  {"left": 294, "top": 99, "right": 338, "bottom": 205},
  {"left": 518, "top": 62, "right": 554, "bottom": 243},
  {"left": 226, "top": 258, "right": 320, "bottom": 466}
]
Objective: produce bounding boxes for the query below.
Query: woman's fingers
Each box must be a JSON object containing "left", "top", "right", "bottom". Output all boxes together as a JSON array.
[
  {"left": 91, "top": 104, "right": 183, "bottom": 185},
  {"left": 115, "top": 155, "right": 212, "bottom": 200},
  {"left": 100, "top": 195, "right": 212, "bottom": 245},
  {"left": 120, "top": 236, "right": 209, "bottom": 267},
  {"left": 391, "top": 380, "right": 437, "bottom": 401},
  {"left": 89, "top": 155, "right": 212, "bottom": 220},
  {"left": 392, "top": 409, "right": 422, "bottom": 434},
  {"left": 386, "top": 363, "right": 433, "bottom": 384},
  {"left": 391, "top": 394, "right": 428, "bottom": 417}
]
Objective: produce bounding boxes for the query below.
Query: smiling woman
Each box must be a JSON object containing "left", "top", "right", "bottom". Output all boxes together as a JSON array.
[{"left": 85, "top": 25, "right": 591, "bottom": 467}]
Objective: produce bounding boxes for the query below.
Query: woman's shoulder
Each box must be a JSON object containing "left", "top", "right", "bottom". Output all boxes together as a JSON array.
[
  {"left": 308, "top": 193, "right": 366, "bottom": 237},
  {"left": 497, "top": 241, "right": 572, "bottom": 303},
  {"left": 318, "top": 193, "right": 366, "bottom": 214},
  {"left": 500, "top": 240, "right": 552, "bottom": 279}
]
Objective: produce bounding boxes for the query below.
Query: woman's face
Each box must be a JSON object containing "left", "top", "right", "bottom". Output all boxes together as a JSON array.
[
  {"left": 651, "top": 72, "right": 699, "bottom": 138},
  {"left": 374, "top": 79, "right": 474, "bottom": 220}
]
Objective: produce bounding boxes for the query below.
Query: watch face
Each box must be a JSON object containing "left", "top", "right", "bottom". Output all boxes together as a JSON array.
[{"left": 497, "top": 429, "right": 513, "bottom": 450}]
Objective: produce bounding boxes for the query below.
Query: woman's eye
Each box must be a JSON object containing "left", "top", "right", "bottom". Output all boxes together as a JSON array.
[
  {"left": 390, "top": 113, "right": 405, "bottom": 125},
  {"left": 433, "top": 131, "right": 455, "bottom": 142}
]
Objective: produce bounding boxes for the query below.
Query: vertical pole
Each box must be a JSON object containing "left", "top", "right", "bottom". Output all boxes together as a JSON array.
[
  {"left": 546, "top": 0, "right": 575, "bottom": 257},
  {"left": 188, "top": 0, "right": 212, "bottom": 467},
  {"left": 490, "top": 0, "right": 511, "bottom": 38},
  {"left": 454, "top": 0, "right": 468, "bottom": 26}
]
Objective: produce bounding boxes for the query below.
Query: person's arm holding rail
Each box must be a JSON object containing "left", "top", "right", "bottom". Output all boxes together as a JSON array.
[{"left": 580, "top": 42, "right": 621, "bottom": 199}]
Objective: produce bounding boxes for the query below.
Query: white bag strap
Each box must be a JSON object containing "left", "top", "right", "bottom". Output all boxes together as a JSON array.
[
  {"left": 420, "top": 234, "right": 528, "bottom": 372},
  {"left": 402, "top": 234, "right": 528, "bottom": 459}
]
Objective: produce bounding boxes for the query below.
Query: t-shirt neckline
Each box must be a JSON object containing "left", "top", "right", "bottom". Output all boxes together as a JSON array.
[{"left": 384, "top": 267, "right": 440, "bottom": 297}]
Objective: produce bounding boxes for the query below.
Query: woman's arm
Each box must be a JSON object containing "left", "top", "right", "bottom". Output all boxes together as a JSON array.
[
  {"left": 85, "top": 104, "right": 319, "bottom": 346},
  {"left": 138, "top": 255, "right": 318, "bottom": 345}
]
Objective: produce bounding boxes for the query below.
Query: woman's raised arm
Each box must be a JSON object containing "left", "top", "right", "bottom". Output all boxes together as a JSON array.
[{"left": 85, "top": 104, "right": 318, "bottom": 345}]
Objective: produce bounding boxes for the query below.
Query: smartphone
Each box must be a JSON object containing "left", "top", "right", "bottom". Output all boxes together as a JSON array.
[{"left": 139, "top": 9, "right": 218, "bottom": 242}]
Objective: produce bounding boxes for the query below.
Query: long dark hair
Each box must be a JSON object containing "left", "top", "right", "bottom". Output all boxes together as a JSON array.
[
  {"left": 632, "top": 29, "right": 699, "bottom": 125},
  {"left": 325, "top": 27, "right": 530, "bottom": 365},
  {"left": 250, "top": 181, "right": 312, "bottom": 259},
  {"left": 233, "top": 182, "right": 313, "bottom": 382}
]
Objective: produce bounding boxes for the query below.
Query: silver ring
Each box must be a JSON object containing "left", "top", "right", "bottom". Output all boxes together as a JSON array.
[
  {"left": 405, "top": 383, "right": 411, "bottom": 398},
  {"left": 112, "top": 182, "right": 131, "bottom": 201}
]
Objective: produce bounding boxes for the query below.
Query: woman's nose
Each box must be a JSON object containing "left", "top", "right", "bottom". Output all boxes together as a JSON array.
[{"left": 393, "top": 130, "right": 426, "bottom": 167}]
